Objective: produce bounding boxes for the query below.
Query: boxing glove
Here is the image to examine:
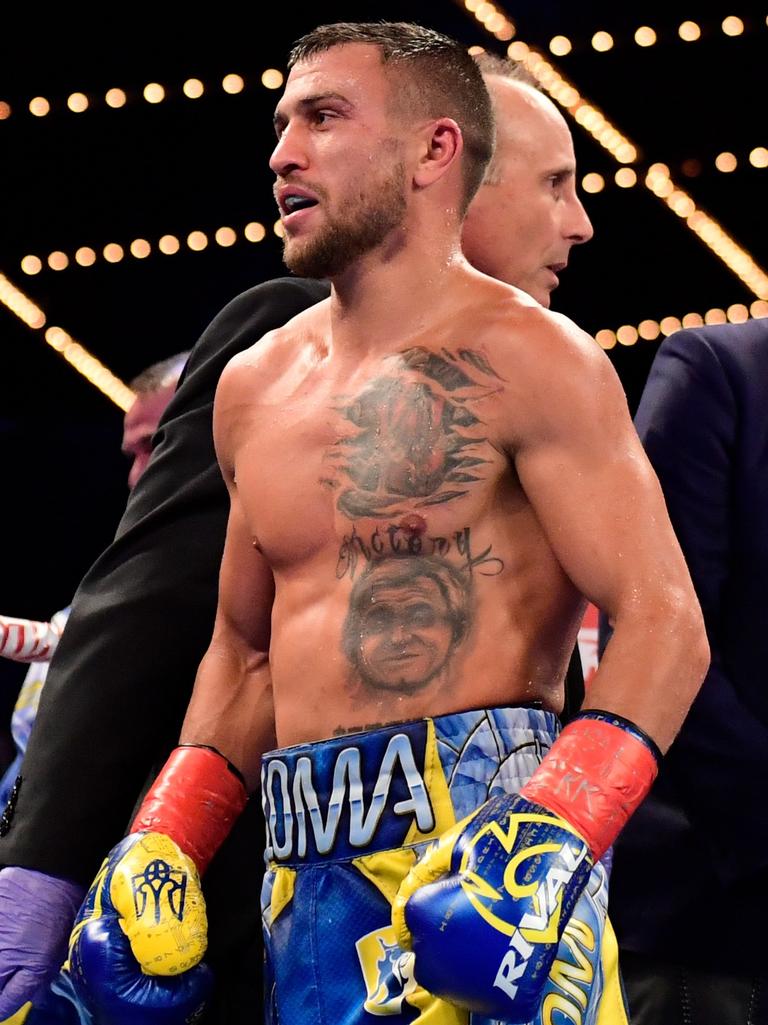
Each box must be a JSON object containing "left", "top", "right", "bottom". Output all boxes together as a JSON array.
[
  {"left": 393, "top": 711, "right": 660, "bottom": 1023},
  {"left": 69, "top": 745, "right": 248, "bottom": 1025}
]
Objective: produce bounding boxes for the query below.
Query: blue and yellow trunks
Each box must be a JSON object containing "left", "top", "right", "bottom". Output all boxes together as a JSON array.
[{"left": 261, "top": 707, "right": 627, "bottom": 1025}]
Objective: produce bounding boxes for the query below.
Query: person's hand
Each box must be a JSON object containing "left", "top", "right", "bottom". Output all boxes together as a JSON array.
[{"left": 0, "top": 867, "right": 84, "bottom": 1022}]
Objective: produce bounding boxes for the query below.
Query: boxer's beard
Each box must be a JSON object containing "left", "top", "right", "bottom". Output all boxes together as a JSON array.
[{"left": 282, "top": 160, "right": 407, "bottom": 279}]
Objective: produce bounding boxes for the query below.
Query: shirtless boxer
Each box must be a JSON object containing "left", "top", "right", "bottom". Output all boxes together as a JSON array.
[
  {"left": 66, "top": 22, "right": 707, "bottom": 1025},
  {"left": 0, "top": 53, "right": 596, "bottom": 1025}
]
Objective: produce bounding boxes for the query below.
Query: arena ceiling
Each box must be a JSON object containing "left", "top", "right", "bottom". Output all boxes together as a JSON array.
[{"left": 1, "top": 0, "right": 765, "bottom": 613}]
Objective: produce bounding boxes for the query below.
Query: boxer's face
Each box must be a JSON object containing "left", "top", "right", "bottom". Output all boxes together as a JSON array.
[
  {"left": 462, "top": 77, "right": 593, "bottom": 306},
  {"left": 122, "top": 383, "right": 175, "bottom": 490},
  {"left": 271, "top": 43, "right": 408, "bottom": 278}
]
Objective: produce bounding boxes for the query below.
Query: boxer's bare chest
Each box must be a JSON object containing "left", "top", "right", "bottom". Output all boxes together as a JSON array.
[{"left": 235, "top": 339, "right": 513, "bottom": 567}]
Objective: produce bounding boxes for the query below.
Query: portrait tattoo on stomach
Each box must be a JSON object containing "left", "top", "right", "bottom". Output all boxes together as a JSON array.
[
  {"left": 329, "top": 346, "right": 506, "bottom": 695},
  {"left": 341, "top": 555, "right": 471, "bottom": 693}
]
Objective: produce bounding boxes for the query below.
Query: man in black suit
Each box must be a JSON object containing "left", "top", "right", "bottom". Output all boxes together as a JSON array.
[
  {"left": 609, "top": 320, "right": 768, "bottom": 1024},
  {"left": 0, "top": 59, "right": 594, "bottom": 1024}
]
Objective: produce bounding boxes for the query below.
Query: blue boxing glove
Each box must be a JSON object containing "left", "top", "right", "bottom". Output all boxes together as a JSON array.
[
  {"left": 69, "top": 745, "right": 247, "bottom": 1025},
  {"left": 394, "top": 794, "right": 592, "bottom": 1022},
  {"left": 393, "top": 711, "right": 661, "bottom": 1023},
  {"left": 68, "top": 832, "right": 212, "bottom": 1025}
]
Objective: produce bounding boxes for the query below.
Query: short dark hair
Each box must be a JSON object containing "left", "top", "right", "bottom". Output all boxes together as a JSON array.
[
  {"left": 289, "top": 22, "right": 495, "bottom": 213},
  {"left": 129, "top": 351, "right": 189, "bottom": 394}
]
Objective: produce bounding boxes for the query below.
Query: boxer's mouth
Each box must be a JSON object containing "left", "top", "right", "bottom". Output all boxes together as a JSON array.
[{"left": 276, "top": 186, "right": 319, "bottom": 216}]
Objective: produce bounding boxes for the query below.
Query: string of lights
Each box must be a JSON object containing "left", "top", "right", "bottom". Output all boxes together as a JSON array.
[
  {"left": 594, "top": 300, "right": 768, "bottom": 350},
  {"left": 581, "top": 149, "right": 768, "bottom": 194},
  {"left": 460, "top": 3, "right": 768, "bottom": 301},
  {"left": 0, "top": 70, "right": 285, "bottom": 122},
  {"left": 17, "top": 145, "right": 768, "bottom": 279},
  {"left": 5, "top": 8, "right": 766, "bottom": 408},
  {"left": 10, "top": 230, "right": 767, "bottom": 359},
  {"left": 3, "top": 11, "right": 760, "bottom": 125},
  {"left": 546, "top": 15, "right": 759, "bottom": 55},
  {"left": 19, "top": 221, "right": 278, "bottom": 276},
  {"left": 0, "top": 273, "right": 135, "bottom": 410}
]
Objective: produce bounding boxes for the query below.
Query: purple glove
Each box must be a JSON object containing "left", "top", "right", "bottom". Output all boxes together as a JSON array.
[{"left": 0, "top": 867, "right": 85, "bottom": 1018}]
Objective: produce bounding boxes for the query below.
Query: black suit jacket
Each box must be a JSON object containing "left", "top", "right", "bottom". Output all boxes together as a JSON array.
[{"left": 610, "top": 321, "right": 768, "bottom": 969}]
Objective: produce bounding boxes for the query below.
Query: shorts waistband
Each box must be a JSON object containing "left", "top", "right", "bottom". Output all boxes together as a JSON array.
[{"left": 261, "top": 706, "right": 559, "bottom": 866}]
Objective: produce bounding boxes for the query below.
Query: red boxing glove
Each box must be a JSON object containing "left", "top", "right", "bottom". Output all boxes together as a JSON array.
[{"left": 131, "top": 744, "right": 249, "bottom": 873}]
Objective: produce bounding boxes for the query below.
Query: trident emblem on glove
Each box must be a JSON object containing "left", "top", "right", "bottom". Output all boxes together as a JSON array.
[{"left": 132, "top": 858, "right": 188, "bottom": 923}]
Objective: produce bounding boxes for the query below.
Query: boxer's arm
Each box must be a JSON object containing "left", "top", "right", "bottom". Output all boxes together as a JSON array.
[
  {"left": 66, "top": 365, "right": 277, "bottom": 1021},
  {"left": 506, "top": 317, "right": 709, "bottom": 752},
  {"left": 393, "top": 710, "right": 659, "bottom": 1018},
  {"left": 177, "top": 361, "right": 278, "bottom": 787},
  {"left": 0, "top": 278, "right": 329, "bottom": 884},
  {"left": 177, "top": 499, "right": 277, "bottom": 788},
  {"left": 92, "top": 355, "right": 280, "bottom": 884}
]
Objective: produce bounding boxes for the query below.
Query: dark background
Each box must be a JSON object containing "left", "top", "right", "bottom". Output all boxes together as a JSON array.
[{"left": 0, "top": 2, "right": 765, "bottom": 698}]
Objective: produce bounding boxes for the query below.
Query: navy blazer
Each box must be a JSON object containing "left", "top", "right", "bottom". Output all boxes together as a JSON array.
[{"left": 610, "top": 321, "right": 768, "bottom": 968}]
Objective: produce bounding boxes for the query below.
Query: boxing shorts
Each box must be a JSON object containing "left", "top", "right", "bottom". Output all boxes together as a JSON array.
[{"left": 261, "top": 707, "right": 628, "bottom": 1024}]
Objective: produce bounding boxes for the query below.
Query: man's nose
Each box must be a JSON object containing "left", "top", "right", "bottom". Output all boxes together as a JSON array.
[
  {"left": 565, "top": 195, "right": 594, "bottom": 246},
  {"left": 269, "top": 124, "right": 309, "bottom": 178},
  {"left": 388, "top": 620, "right": 412, "bottom": 645}
]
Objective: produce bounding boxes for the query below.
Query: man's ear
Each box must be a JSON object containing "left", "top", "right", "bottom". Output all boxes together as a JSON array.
[{"left": 412, "top": 117, "right": 463, "bottom": 190}]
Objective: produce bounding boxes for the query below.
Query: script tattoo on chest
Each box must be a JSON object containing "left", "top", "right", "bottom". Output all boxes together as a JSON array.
[
  {"left": 328, "top": 346, "right": 504, "bottom": 520},
  {"left": 336, "top": 523, "right": 504, "bottom": 581}
]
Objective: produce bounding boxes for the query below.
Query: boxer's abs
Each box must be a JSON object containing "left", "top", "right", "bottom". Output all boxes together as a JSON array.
[{"left": 268, "top": 534, "right": 584, "bottom": 748}]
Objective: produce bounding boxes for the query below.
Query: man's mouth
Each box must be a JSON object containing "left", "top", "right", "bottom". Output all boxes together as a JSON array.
[
  {"left": 276, "top": 185, "right": 320, "bottom": 217},
  {"left": 374, "top": 647, "right": 425, "bottom": 665},
  {"left": 283, "top": 195, "right": 318, "bottom": 213}
]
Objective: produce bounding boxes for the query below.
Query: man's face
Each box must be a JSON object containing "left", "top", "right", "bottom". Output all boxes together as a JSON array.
[
  {"left": 356, "top": 578, "right": 455, "bottom": 691},
  {"left": 121, "top": 383, "right": 176, "bottom": 490},
  {"left": 462, "top": 77, "right": 593, "bottom": 306},
  {"left": 271, "top": 43, "right": 409, "bottom": 279}
]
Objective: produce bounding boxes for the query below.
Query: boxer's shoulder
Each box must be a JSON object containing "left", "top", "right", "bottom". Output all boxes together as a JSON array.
[
  {"left": 442, "top": 287, "right": 617, "bottom": 451},
  {"left": 218, "top": 299, "right": 331, "bottom": 392}
]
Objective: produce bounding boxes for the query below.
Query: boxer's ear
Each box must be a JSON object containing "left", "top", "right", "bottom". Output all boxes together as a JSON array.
[{"left": 412, "top": 117, "right": 463, "bottom": 191}]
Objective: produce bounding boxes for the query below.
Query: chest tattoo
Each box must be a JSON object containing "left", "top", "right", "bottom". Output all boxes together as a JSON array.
[
  {"left": 328, "top": 346, "right": 503, "bottom": 520},
  {"left": 327, "top": 346, "right": 506, "bottom": 697}
]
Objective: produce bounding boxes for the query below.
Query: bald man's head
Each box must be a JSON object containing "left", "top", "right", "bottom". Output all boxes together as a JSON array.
[{"left": 462, "top": 64, "right": 593, "bottom": 306}]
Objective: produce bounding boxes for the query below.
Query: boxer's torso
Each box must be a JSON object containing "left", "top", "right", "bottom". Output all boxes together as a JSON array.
[{"left": 218, "top": 280, "right": 586, "bottom": 746}]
